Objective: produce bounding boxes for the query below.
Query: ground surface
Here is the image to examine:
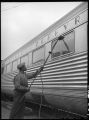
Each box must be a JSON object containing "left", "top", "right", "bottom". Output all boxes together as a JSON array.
[
  {"left": 1, "top": 101, "right": 40, "bottom": 119},
  {"left": 1, "top": 101, "right": 87, "bottom": 119}
]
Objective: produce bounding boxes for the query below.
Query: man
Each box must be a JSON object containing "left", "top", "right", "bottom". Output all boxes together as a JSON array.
[{"left": 9, "top": 62, "right": 43, "bottom": 119}]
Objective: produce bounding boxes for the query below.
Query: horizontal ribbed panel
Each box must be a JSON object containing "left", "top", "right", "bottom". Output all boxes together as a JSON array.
[{"left": 1, "top": 52, "right": 88, "bottom": 97}]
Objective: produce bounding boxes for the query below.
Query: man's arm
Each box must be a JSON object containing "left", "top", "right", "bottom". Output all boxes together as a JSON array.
[
  {"left": 27, "top": 66, "right": 44, "bottom": 79},
  {"left": 14, "top": 75, "right": 29, "bottom": 92},
  {"left": 26, "top": 71, "right": 38, "bottom": 79}
]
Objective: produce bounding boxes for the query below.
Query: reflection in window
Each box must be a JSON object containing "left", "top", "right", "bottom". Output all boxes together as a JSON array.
[
  {"left": 33, "top": 46, "right": 45, "bottom": 63},
  {"left": 52, "top": 31, "right": 75, "bottom": 58}
]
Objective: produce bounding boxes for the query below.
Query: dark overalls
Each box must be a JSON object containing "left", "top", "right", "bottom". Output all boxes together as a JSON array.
[{"left": 9, "top": 71, "right": 38, "bottom": 119}]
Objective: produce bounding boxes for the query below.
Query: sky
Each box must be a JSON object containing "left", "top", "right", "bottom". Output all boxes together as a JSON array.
[{"left": 1, "top": 2, "right": 83, "bottom": 60}]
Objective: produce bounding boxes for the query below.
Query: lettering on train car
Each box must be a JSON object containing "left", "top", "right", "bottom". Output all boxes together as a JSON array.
[
  {"left": 75, "top": 16, "right": 80, "bottom": 25},
  {"left": 64, "top": 24, "right": 68, "bottom": 30}
]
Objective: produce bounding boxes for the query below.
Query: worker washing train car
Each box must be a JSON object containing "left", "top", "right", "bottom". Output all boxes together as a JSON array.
[{"left": 9, "top": 62, "right": 43, "bottom": 119}]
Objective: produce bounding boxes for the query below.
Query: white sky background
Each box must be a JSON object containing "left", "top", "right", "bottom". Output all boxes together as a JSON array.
[{"left": 1, "top": 2, "right": 82, "bottom": 60}]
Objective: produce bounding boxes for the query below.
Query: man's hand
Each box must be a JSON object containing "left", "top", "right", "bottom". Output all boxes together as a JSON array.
[
  {"left": 37, "top": 66, "right": 44, "bottom": 74},
  {"left": 26, "top": 87, "right": 30, "bottom": 92},
  {"left": 40, "top": 66, "right": 44, "bottom": 71},
  {"left": 39, "top": 66, "right": 44, "bottom": 72}
]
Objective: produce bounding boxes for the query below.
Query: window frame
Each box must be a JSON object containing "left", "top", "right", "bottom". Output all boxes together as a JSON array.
[
  {"left": 20, "top": 53, "right": 29, "bottom": 67},
  {"left": 32, "top": 45, "right": 45, "bottom": 64},
  {"left": 3, "top": 66, "right": 7, "bottom": 74},
  {"left": 75, "top": 22, "right": 88, "bottom": 53},
  {"left": 6, "top": 62, "right": 12, "bottom": 73},
  {"left": 28, "top": 52, "right": 32, "bottom": 67},
  {"left": 12, "top": 59, "right": 18, "bottom": 72}
]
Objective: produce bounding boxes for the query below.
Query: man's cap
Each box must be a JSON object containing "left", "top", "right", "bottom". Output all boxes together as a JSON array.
[{"left": 17, "top": 62, "right": 26, "bottom": 70}]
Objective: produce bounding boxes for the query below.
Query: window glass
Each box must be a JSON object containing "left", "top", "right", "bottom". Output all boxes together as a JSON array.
[
  {"left": 7, "top": 63, "right": 12, "bottom": 73},
  {"left": 45, "top": 42, "right": 51, "bottom": 62},
  {"left": 52, "top": 31, "right": 75, "bottom": 58},
  {"left": 12, "top": 60, "right": 17, "bottom": 71},
  {"left": 28, "top": 52, "right": 32, "bottom": 66},
  {"left": 4, "top": 66, "right": 7, "bottom": 74},
  {"left": 33, "top": 46, "right": 45, "bottom": 63},
  {"left": 75, "top": 23, "right": 87, "bottom": 52},
  {"left": 1, "top": 67, "right": 4, "bottom": 74},
  {"left": 17, "top": 59, "right": 20, "bottom": 65},
  {"left": 21, "top": 54, "right": 29, "bottom": 67}
]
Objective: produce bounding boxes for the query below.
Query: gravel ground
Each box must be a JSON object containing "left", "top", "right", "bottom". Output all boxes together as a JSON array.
[
  {"left": 1, "top": 104, "right": 40, "bottom": 119},
  {"left": 1, "top": 107, "right": 10, "bottom": 119},
  {"left": 1, "top": 101, "right": 87, "bottom": 119}
]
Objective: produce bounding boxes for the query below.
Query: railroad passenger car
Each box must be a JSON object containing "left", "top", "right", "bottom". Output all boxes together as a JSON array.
[{"left": 1, "top": 2, "right": 88, "bottom": 117}]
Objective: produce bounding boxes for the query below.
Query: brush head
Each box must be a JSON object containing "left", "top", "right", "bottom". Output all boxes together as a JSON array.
[
  {"left": 58, "top": 35, "right": 64, "bottom": 40},
  {"left": 49, "top": 51, "right": 52, "bottom": 54}
]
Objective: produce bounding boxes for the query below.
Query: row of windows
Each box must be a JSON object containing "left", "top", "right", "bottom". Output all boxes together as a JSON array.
[
  {"left": 5, "top": 23, "right": 87, "bottom": 73},
  {"left": 5, "top": 46, "right": 45, "bottom": 73}
]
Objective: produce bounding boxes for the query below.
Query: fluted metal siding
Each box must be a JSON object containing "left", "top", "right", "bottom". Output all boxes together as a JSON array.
[
  {"left": 1, "top": 51, "right": 88, "bottom": 92},
  {"left": 29, "top": 52, "right": 87, "bottom": 88},
  {"left": 28, "top": 51, "right": 88, "bottom": 116},
  {"left": 1, "top": 51, "right": 88, "bottom": 115}
]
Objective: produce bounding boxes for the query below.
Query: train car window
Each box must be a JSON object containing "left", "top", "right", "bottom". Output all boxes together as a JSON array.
[
  {"left": 52, "top": 31, "right": 75, "bottom": 58},
  {"left": 4, "top": 66, "right": 7, "bottom": 74},
  {"left": 28, "top": 52, "right": 32, "bottom": 66},
  {"left": 17, "top": 58, "right": 20, "bottom": 65},
  {"left": 1, "top": 66, "right": 4, "bottom": 74},
  {"left": 21, "top": 54, "right": 29, "bottom": 67},
  {"left": 12, "top": 60, "right": 18, "bottom": 71},
  {"left": 33, "top": 46, "right": 45, "bottom": 63},
  {"left": 45, "top": 42, "right": 51, "bottom": 62},
  {"left": 75, "top": 23, "right": 87, "bottom": 52},
  {"left": 6, "top": 63, "right": 12, "bottom": 73}
]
